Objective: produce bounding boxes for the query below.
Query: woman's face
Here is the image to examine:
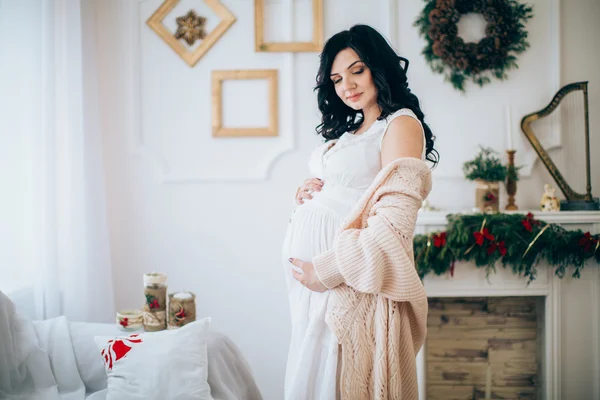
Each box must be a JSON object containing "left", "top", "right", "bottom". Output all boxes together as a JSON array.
[{"left": 330, "top": 48, "right": 377, "bottom": 111}]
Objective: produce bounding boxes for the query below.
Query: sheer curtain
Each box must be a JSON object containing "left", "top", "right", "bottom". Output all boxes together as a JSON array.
[{"left": 0, "top": 0, "right": 114, "bottom": 323}]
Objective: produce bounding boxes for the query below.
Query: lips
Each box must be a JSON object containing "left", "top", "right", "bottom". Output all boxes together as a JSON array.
[{"left": 347, "top": 93, "right": 362, "bottom": 101}]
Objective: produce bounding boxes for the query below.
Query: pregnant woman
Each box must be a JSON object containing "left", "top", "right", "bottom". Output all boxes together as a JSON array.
[{"left": 282, "top": 25, "right": 439, "bottom": 399}]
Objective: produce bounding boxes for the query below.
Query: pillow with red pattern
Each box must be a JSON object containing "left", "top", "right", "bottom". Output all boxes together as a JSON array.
[{"left": 93, "top": 318, "right": 213, "bottom": 400}]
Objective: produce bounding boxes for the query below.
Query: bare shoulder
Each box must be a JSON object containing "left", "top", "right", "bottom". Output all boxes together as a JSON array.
[{"left": 380, "top": 115, "right": 424, "bottom": 166}]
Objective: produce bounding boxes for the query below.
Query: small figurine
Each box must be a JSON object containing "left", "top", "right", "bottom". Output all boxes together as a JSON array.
[
  {"left": 420, "top": 199, "right": 440, "bottom": 212},
  {"left": 540, "top": 184, "right": 560, "bottom": 212}
]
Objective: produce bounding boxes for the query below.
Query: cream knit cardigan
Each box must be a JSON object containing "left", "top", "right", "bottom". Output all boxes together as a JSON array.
[{"left": 312, "top": 157, "right": 432, "bottom": 400}]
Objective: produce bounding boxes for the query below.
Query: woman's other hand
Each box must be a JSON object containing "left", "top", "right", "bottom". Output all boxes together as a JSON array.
[
  {"left": 289, "top": 258, "right": 327, "bottom": 292},
  {"left": 295, "top": 178, "right": 324, "bottom": 205}
]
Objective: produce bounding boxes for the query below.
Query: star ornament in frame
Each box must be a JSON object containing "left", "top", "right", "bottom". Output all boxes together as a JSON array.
[
  {"left": 147, "top": 0, "right": 236, "bottom": 67},
  {"left": 174, "top": 10, "right": 207, "bottom": 46}
]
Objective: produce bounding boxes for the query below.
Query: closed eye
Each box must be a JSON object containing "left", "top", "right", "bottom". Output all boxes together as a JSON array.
[{"left": 332, "top": 68, "right": 364, "bottom": 85}]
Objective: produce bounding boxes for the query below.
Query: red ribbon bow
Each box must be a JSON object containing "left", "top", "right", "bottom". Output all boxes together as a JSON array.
[
  {"left": 487, "top": 240, "right": 507, "bottom": 256},
  {"left": 578, "top": 232, "right": 599, "bottom": 253},
  {"left": 474, "top": 227, "right": 495, "bottom": 246},
  {"left": 433, "top": 232, "right": 447, "bottom": 248},
  {"left": 521, "top": 212, "right": 540, "bottom": 232}
]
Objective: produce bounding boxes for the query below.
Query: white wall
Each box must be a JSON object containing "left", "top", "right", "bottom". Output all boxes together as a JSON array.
[
  {"left": 558, "top": 2, "right": 600, "bottom": 397},
  {"left": 95, "top": 1, "right": 600, "bottom": 399},
  {"left": 560, "top": 0, "right": 600, "bottom": 206}
]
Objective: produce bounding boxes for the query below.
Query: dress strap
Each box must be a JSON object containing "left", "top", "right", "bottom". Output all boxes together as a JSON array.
[{"left": 378, "top": 108, "right": 426, "bottom": 160}]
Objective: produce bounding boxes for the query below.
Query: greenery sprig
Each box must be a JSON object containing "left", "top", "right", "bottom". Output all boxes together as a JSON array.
[{"left": 463, "top": 146, "right": 507, "bottom": 182}]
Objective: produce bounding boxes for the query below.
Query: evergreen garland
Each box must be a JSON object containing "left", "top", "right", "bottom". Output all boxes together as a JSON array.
[{"left": 415, "top": 212, "right": 600, "bottom": 282}]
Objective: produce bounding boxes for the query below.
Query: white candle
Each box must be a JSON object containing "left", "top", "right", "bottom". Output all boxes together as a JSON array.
[
  {"left": 485, "top": 363, "right": 492, "bottom": 400},
  {"left": 173, "top": 292, "right": 193, "bottom": 300},
  {"left": 506, "top": 105, "right": 514, "bottom": 150}
]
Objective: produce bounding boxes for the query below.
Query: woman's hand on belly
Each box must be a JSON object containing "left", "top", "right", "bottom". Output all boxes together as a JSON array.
[
  {"left": 295, "top": 178, "right": 324, "bottom": 205},
  {"left": 289, "top": 258, "right": 327, "bottom": 292}
]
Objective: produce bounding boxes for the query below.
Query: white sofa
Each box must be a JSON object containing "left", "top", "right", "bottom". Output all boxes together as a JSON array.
[{"left": 0, "top": 292, "right": 263, "bottom": 400}]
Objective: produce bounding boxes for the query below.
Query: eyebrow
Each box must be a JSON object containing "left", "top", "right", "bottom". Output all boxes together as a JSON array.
[{"left": 330, "top": 60, "right": 363, "bottom": 77}]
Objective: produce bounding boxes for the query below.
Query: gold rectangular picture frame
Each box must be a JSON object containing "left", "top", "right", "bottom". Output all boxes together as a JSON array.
[
  {"left": 212, "top": 69, "right": 279, "bottom": 138},
  {"left": 254, "top": 0, "right": 323, "bottom": 52}
]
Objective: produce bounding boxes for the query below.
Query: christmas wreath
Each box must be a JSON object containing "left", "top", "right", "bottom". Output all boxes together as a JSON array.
[
  {"left": 414, "top": 213, "right": 600, "bottom": 282},
  {"left": 414, "top": 0, "right": 533, "bottom": 92}
]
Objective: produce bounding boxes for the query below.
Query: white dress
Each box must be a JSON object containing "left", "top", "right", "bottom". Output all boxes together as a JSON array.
[{"left": 281, "top": 109, "right": 426, "bottom": 400}]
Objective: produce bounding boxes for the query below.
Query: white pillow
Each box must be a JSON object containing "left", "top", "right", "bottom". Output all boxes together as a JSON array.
[{"left": 93, "top": 318, "right": 213, "bottom": 400}]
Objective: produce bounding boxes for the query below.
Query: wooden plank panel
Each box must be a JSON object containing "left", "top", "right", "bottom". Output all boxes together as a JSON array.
[
  {"left": 429, "top": 297, "right": 537, "bottom": 318},
  {"left": 426, "top": 297, "right": 539, "bottom": 397},
  {"left": 490, "top": 363, "right": 537, "bottom": 387},
  {"left": 427, "top": 385, "right": 536, "bottom": 400},
  {"left": 427, "top": 315, "right": 537, "bottom": 329},
  {"left": 427, "top": 385, "right": 480, "bottom": 400},
  {"left": 427, "top": 326, "right": 537, "bottom": 340},
  {"left": 427, "top": 339, "right": 489, "bottom": 362},
  {"left": 427, "top": 362, "right": 488, "bottom": 385},
  {"left": 487, "top": 297, "right": 538, "bottom": 314},
  {"left": 488, "top": 338, "right": 537, "bottom": 354},
  {"left": 488, "top": 386, "right": 537, "bottom": 399},
  {"left": 429, "top": 297, "right": 489, "bottom": 313}
]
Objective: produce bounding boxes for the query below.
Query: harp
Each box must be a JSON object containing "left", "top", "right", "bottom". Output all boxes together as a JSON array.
[{"left": 521, "top": 81, "right": 599, "bottom": 211}]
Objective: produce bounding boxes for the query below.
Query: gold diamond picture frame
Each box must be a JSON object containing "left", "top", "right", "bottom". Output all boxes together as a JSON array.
[
  {"left": 254, "top": 0, "right": 323, "bottom": 52},
  {"left": 147, "top": 0, "right": 236, "bottom": 67},
  {"left": 212, "top": 70, "right": 279, "bottom": 138}
]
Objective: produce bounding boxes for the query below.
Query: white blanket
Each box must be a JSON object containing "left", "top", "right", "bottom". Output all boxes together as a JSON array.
[
  {"left": 0, "top": 291, "right": 86, "bottom": 400},
  {"left": 0, "top": 292, "right": 263, "bottom": 400}
]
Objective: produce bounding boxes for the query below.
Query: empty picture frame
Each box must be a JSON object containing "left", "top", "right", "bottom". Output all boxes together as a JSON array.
[
  {"left": 212, "top": 70, "right": 279, "bottom": 138},
  {"left": 254, "top": 0, "right": 323, "bottom": 52},
  {"left": 147, "top": 0, "right": 236, "bottom": 67}
]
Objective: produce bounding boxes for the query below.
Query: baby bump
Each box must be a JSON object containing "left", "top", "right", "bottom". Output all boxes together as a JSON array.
[
  {"left": 282, "top": 202, "right": 345, "bottom": 323},
  {"left": 283, "top": 201, "right": 345, "bottom": 262}
]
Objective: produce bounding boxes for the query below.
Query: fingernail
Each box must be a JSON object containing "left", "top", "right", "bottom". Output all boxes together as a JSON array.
[{"left": 288, "top": 258, "right": 292, "bottom": 262}]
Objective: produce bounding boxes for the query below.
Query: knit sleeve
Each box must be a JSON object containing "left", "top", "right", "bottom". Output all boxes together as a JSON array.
[{"left": 312, "top": 158, "right": 432, "bottom": 302}]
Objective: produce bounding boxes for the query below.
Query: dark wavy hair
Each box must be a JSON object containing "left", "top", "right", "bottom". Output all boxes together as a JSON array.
[{"left": 314, "top": 24, "right": 439, "bottom": 165}]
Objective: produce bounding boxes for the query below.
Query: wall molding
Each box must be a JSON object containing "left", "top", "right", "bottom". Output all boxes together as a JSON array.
[
  {"left": 518, "top": 0, "right": 562, "bottom": 178},
  {"left": 128, "top": 0, "right": 295, "bottom": 183},
  {"left": 387, "top": 0, "right": 398, "bottom": 50}
]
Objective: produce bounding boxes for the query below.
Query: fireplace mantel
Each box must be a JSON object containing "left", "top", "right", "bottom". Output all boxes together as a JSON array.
[
  {"left": 415, "top": 210, "right": 600, "bottom": 400},
  {"left": 416, "top": 210, "right": 600, "bottom": 228}
]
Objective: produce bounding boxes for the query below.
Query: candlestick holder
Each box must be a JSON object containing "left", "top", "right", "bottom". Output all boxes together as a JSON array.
[{"left": 506, "top": 149, "right": 518, "bottom": 210}]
